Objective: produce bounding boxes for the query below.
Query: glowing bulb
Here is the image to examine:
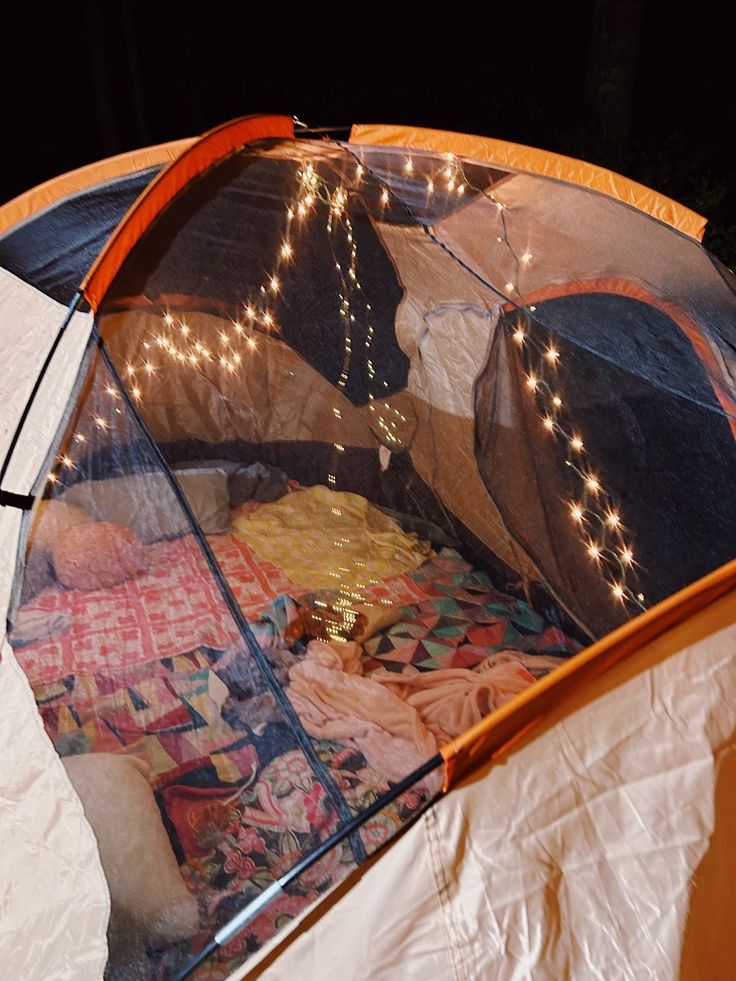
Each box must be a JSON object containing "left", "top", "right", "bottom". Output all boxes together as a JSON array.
[
  {"left": 245, "top": 305, "right": 255, "bottom": 320},
  {"left": 404, "top": 158, "right": 413, "bottom": 173},
  {"left": 611, "top": 582, "right": 625, "bottom": 601},
  {"left": 381, "top": 189, "right": 389, "bottom": 206},
  {"left": 585, "top": 474, "right": 601, "bottom": 493},
  {"left": 427, "top": 178, "right": 434, "bottom": 194},
  {"left": 270, "top": 276, "right": 280, "bottom": 294},
  {"left": 94, "top": 416, "right": 109, "bottom": 430},
  {"left": 545, "top": 347, "right": 560, "bottom": 364},
  {"left": 304, "top": 193, "right": 314, "bottom": 207},
  {"left": 521, "top": 251, "right": 533, "bottom": 265},
  {"left": 163, "top": 313, "right": 173, "bottom": 326},
  {"left": 526, "top": 374, "right": 538, "bottom": 391},
  {"left": 552, "top": 395, "right": 562, "bottom": 408},
  {"left": 298, "top": 202, "right": 306, "bottom": 217},
  {"left": 47, "top": 472, "right": 58, "bottom": 484},
  {"left": 144, "top": 361, "right": 155, "bottom": 374},
  {"left": 356, "top": 164, "right": 364, "bottom": 180},
  {"left": 513, "top": 326, "right": 526, "bottom": 345},
  {"left": 233, "top": 321, "right": 243, "bottom": 334},
  {"left": 457, "top": 184, "right": 465, "bottom": 195},
  {"left": 587, "top": 541, "right": 601, "bottom": 560},
  {"left": 219, "top": 330, "right": 229, "bottom": 345},
  {"left": 444, "top": 166, "right": 453, "bottom": 179},
  {"left": 570, "top": 502, "right": 584, "bottom": 523},
  {"left": 132, "top": 386, "right": 142, "bottom": 400},
  {"left": 570, "top": 435, "right": 584, "bottom": 452},
  {"left": 542, "top": 415, "right": 555, "bottom": 432},
  {"left": 621, "top": 546, "right": 634, "bottom": 565},
  {"left": 263, "top": 312, "right": 274, "bottom": 328},
  {"left": 233, "top": 352, "right": 241, "bottom": 365},
  {"left": 280, "top": 241, "right": 293, "bottom": 260},
  {"left": 505, "top": 282, "right": 515, "bottom": 293},
  {"left": 181, "top": 323, "right": 190, "bottom": 336},
  {"left": 60, "top": 455, "right": 74, "bottom": 469},
  {"left": 73, "top": 433, "right": 86, "bottom": 444},
  {"left": 606, "top": 511, "right": 620, "bottom": 529},
  {"left": 448, "top": 179, "right": 455, "bottom": 192},
  {"left": 125, "top": 364, "right": 135, "bottom": 377},
  {"left": 105, "top": 385, "right": 118, "bottom": 398}
]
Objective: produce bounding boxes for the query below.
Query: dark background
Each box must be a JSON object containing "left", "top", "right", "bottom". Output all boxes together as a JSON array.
[{"left": 2, "top": 1, "right": 734, "bottom": 263}]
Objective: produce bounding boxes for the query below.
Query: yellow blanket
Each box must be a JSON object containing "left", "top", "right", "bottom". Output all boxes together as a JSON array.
[{"left": 232, "top": 485, "right": 432, "bottom": 594}]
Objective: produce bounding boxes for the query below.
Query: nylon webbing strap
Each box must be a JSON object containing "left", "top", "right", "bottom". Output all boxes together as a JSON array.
[{"left": 0, "top": 489, "right": 35, "bottom": 511}]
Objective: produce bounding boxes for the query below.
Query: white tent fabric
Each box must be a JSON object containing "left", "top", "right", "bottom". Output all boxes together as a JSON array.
[
  {"left": 1, "top": 129, "right": 734, "bottom": 981},
  {"left": 239, "top": 588, "right": 736, "bottom": 981},
  {"left": 0, "top": 267, "right": 108, "bottom": 979}
]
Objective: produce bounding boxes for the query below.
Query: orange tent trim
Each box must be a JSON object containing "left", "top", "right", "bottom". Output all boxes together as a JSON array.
[
  {"left": 0, "top": 139, "right": 195, "bottom": 238},
  {"left": 82, "top": 114, "right": 294, "bottom": 312},
  {"left": 350, "top": 123, "right": 707, "bottom": 241},
  {"left": 505, "top": 277, "right": 736, "bottom": 438},
  {"left": 441, "top": 556, "right": 736, "bottom": 789}
]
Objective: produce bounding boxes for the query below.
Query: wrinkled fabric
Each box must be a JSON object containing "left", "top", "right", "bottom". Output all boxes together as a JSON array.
[
  {"left": 232, "top": 485, "right": 432, "bottom": 593},
  {"left": 286, "top": 641, "right": 559, "bottom": 782},
  {"left": 376, "top": 652, "right": 563, "bottom": 743},
  {"left": 244, "top": 594, "right": 736, "bottom": 981},
  {"left": 287, "top": 639, "right": 439, "bottom": 783}
]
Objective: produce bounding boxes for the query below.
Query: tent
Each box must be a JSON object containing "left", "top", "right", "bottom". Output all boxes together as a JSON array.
[{"left": 1, "top": 114, "right": 734, "bottom": 980}]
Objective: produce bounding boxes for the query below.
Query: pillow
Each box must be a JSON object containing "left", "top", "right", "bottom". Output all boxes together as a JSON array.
[
  {"left": 53, "top": 521, "right": 148, "bottom": 590},
  {"left": 173, "top": 459, "right": 289, "bottom": 506},
  {"left": 229, "top": 462, "right": 289, "bottom": 505},
  {"left": 60, "top": 469, "right": 231, "bottom": 542},
  {"left": 27, "top": 498, "right": 91, "bottom": 554},
  {"left": 62, "top": 753, "right": 199, "bottom": 956},
  {"left": 20, "top": 499, "right": 92, "bottom": 602}
]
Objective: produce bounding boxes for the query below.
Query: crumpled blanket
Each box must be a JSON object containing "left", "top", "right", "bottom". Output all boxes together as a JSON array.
[
  {"left": 287, "top": 640, "right": 438, "bottom": 784},
  {"left": 232, "top": 484, "right": 433, "bottom": 594},
  {"left": 287, "top": 640, "right": 565, "bottom": 784},
  {"left": 376, "top": 651, "right": 565, "bottom": 744}
]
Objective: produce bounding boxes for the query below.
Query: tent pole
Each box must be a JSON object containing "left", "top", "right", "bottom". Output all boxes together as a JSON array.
[
  {"left": 172, "top": 752, "right": 444, "bottom": 981},
  {"left": 0, "top": 290, "right": 84, "bottom": 497}
]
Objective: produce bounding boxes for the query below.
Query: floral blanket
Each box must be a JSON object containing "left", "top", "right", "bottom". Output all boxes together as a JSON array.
[{"left": 24, "top": 538, "right": 579, "bottom": 979}]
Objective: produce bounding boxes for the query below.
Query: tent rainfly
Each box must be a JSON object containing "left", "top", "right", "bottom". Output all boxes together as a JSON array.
[{"left": 1, "top": 115, "right": 735, "bottom": 981}]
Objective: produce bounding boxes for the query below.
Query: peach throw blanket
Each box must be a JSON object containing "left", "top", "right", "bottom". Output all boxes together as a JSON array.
[{"left": 287, "top": 641, "right": 565, "bottom": 783}]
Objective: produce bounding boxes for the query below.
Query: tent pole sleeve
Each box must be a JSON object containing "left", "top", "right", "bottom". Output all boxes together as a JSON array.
[
  {"left": 172, "top": 752, "right": 445, "bottom": 981},
  {"left": 0, "top": 290, "right": 83, "bottom": 500}
]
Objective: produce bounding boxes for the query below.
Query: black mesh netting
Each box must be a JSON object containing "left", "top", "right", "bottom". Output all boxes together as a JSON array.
[{"left": 8, "top": 134, "right": 736, "bottom": 978}]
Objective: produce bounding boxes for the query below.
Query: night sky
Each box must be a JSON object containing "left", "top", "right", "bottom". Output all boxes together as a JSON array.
[{"left": 2, "top": 2, "right": 734, "bottom": 262}]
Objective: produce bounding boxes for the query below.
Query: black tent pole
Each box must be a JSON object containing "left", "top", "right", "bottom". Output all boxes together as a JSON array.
[{"left": 172, "top": 752, "right": 444, "bottom": 981}]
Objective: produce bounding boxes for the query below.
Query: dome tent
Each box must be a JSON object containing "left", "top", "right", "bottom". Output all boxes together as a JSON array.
[{"left": 0, "top": 113, "right": 734, "bottom": 980}]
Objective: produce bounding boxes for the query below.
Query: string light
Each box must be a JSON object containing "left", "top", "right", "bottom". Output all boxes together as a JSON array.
[{"left": 508, "top": 304, "right": 644, "bottom": 611}]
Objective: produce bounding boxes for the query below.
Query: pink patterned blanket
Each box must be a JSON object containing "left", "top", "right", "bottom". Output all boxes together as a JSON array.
[{"left": 14, "top": 529, "right": 426, "bottom": 688}]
